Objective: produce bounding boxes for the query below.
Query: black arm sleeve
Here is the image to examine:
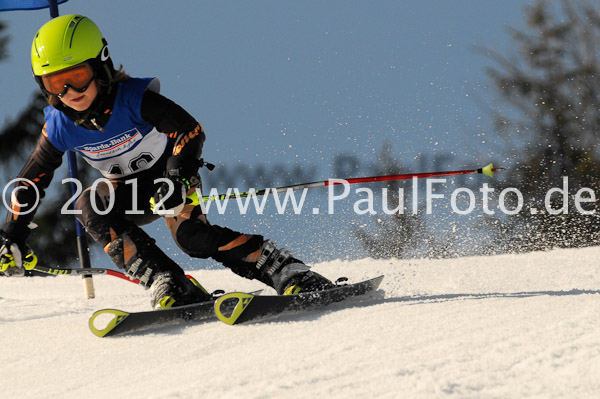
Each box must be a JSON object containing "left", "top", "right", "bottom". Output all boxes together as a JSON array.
[
  {"left": 140, "top": 89, "right": 206, "bottom": 178},
  {"left": 2, "top": 133, "right": 63, "bottom": 237}
]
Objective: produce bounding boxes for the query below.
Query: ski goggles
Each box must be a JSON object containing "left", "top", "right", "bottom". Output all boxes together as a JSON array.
[{"left": 41, "top": 62, "right": 95, "bottom": 98}]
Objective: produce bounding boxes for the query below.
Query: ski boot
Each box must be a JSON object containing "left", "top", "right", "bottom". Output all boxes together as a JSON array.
[
  {"left": 254, "top": 239, "right": 334, "bottom": 295},
  {"left": 104, "top": 226, "right": 212, "bottom": 309},
  {"left": 150, "top": 272, "right": 212, "bottom": 310}
]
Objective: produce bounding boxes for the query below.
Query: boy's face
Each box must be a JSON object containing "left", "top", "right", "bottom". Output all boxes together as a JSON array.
[{"left": 60, "top": 80, "right": 98, "bottom": 112}]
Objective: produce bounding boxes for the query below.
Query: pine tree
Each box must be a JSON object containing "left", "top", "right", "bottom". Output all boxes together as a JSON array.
[{"left": 485, "top": 0, "right": 600, "bottom": 251}]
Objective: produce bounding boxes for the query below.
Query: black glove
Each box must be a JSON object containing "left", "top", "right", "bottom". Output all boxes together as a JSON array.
[
  {"left": 0, "top": 222, "right": 36, "bottom": 275},
  {"left": 150, "top": 175, "right": 192, "bottom": 217}
]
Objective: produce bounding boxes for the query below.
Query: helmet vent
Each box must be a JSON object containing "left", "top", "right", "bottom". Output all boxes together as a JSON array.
[
  {"left": 69, "top": 16, "right": 81, "bottom": 27},
  {"left": 68, "top": 16, "right": 84, "bottom": 48}
]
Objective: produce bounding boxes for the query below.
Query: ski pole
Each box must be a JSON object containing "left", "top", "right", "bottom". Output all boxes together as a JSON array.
[
  {"left": 32, "top": 265, "right": 140, "bottom": 284},
  {"left": 186, "top": 163, "right": 505, "bottom": 204},
  {"left": 33, "top": 265, "right": 198, "bottom": 287}
]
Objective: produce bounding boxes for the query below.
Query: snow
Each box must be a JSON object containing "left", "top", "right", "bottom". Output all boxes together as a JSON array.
[{"left": 1, "top": 247, "right": 600, "bottom": 399}]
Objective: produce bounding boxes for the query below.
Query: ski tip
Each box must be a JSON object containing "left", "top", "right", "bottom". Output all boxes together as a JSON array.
[
  {"left": 214, "top": 292, "right": 255, "bottom": 325},
  {"left": 89, "top": 309, "right": 130, "bottom": 338},
  {"left": 371, "top": 275, "right": 385, "bottom": 290}
]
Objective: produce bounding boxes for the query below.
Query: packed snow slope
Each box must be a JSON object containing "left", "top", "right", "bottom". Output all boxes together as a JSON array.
[{"left": 1, "top": 247, "right": 600, "bottom": 399}]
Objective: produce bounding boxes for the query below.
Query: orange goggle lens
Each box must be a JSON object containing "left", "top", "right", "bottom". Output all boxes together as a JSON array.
[{"left": 41, "top": 63, "right": 94, "bottom": 96}]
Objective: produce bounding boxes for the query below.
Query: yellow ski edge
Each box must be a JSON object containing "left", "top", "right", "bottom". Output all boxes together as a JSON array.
[
  {"left": 214, "top": 292, "right": 255, "bottom": 325},
  {"left": 89, "top": 309, "right": 130, "bottom": 338}
]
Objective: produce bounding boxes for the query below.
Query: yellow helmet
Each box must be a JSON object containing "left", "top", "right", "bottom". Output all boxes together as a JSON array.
[{"left": 31, "top": 15, "right": 115, "bottom": 96}]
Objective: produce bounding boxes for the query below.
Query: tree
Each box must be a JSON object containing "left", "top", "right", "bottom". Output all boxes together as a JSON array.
[
  {"left": 352, "top": 143, "right": 458, "bottom": 259},
  {"left": 485, "top": 0, "right": 600, "bottom": 251},
  {"left": 0, "top": 21, "right": 8, "bottom": 61},
  {"left": 357, "top": 0, "right": 600, "bottom": 259}
]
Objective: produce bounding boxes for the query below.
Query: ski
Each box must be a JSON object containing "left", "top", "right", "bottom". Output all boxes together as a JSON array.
[
  {"left": 89, "top": 290, "right": 263, "bottom": 338},
  {"left": 89, "top": 300, "right": 215, "bottom": 337},
  {"left": 214, "top": 275, "right": 384, "bottom": 325}
]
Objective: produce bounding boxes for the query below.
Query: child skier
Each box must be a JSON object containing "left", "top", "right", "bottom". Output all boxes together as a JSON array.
[{"left": 0, "top": 14, "right": 333, "bottom": 309}]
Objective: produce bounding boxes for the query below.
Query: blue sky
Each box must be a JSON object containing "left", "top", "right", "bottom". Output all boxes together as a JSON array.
[{"left": 0, "top": 1, "right": 533, "bottom": 266}]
